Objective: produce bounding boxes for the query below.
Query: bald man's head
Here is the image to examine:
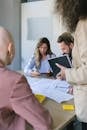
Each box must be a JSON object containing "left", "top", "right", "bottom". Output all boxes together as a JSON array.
[{"left": 0, "top": 26, "right": 15, "bottom": 66}]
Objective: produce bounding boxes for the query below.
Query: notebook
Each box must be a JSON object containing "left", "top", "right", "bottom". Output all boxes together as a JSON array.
[{"left": 48, "top": 54, "right": 72, "bottom": 77}]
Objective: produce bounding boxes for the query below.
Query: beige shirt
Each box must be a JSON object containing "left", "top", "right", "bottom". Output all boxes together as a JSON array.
[{"left": 65, "top": 19, "right": 87, "bottom": 122}]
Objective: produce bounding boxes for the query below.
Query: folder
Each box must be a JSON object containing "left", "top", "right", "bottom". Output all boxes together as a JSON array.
[{"left": 48, "top": 54, "right": 72, "bottom": 77}]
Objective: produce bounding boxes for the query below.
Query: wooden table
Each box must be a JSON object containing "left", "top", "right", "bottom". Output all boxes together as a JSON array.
[
  {"left": 26, "top": 99, "right": 75, "bottom": 130},
  {"left": 44, "top": 99, "right": 75, "bottom": 130},
  {"left": 17, "top": 71, "right": 75, "bottom": 130}
]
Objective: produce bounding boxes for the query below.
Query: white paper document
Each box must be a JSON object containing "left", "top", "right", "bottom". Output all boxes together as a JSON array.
[{"left": 26, "top": 76, "right": 73, "bottom": 103}]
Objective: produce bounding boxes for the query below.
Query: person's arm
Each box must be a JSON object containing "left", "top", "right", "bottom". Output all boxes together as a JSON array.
[
  {"left": 24, "top": 56, "right": 35, "bottom": 76},
  {"left": 65, "top": 20, "right": 87, "bottom": 85},
  {"left": 24, "top": 56, "right": 40, "bottom": 76},
  {"left": 10, "top": 75, "right": 52, "bottom": 130},
  {"left": 24, "top": 56, "right": 40, "bottom": 77}
]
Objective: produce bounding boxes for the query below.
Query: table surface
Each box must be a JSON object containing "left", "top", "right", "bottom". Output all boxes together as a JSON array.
[
  {"left": 44, "top": 99, "right": 75, "bottom": 130},
  {"left": 18, "top": 71, "right": 75, "bottom": 130},
  {"left": 26, "top": 99, "right": 75, "bottom": 130}
]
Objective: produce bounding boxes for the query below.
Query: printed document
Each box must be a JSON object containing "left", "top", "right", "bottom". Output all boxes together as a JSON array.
[{"left": 26, "top": 76, "right": 73, "bottom": 103}]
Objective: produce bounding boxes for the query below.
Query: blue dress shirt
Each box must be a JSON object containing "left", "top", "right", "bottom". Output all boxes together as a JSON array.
[{"left": 24, "top": 54, "right": 56, "bottom": 76}]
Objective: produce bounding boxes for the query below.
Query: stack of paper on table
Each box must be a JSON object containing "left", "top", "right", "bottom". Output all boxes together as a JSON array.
[{"left": 26, "top": 76, "right": 73, "bottom": 103}]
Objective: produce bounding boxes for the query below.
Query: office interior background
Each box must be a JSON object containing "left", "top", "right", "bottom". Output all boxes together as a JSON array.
[
  {"left": 0, "top": 1, "right": 82, "bottom": 129},
  {"left": 0, "top": 0, "right": 66, "bottom": 70}
]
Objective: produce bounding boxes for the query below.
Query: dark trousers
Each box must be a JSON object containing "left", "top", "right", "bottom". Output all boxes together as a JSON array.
[
  {"left": 82, "top": 122, "right": 87, "bottom": 130},
  {"left": 66, "top": 121, "right": 74, "bottom": 130}
]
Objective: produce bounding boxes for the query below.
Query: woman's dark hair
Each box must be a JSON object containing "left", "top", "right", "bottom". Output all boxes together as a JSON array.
[
  {"left": 36, "top": 37, "right": 53, "bottom": 55},
  {"left": 55, "top": 0, "right": 87, "bottom": 32}
]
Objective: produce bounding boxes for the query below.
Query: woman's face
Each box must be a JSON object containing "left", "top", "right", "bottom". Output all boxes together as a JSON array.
[{"left": 39, "top": 43, "right": 48, "bottom": 55}]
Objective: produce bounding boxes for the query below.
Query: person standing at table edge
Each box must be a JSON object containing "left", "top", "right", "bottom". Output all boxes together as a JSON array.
[{"left": 54, "top": 0, "right": 87, "bottom": 129}]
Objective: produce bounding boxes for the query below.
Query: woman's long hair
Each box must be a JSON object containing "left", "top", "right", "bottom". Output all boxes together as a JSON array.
[
  {"left": 55, "top": 0, "right": 87, "bottom": 32},
  {"left": 34, "top": 37, "right": 53, "bottom": 69}
]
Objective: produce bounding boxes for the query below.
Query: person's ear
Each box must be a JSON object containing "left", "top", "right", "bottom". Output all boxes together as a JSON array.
[
  {"left": 7, "top": 43, "right": 12, "bottom": 56},
  {"left": 8, "top": 42, "right": 15, "bottom": 60},
  {"left": 70, "top": 43, "right": 74, "bottom": 49}
]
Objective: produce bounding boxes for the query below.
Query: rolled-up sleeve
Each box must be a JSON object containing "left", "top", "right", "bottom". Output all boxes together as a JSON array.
[
  {"left": 10, "top": 75, "right": 52, "bottom": 130},
  {"left": 24, "top": 56, "right": 36, "bottom": 76},
  {"left": 65, "top": 20, "right": 87, "bottom": 85}
]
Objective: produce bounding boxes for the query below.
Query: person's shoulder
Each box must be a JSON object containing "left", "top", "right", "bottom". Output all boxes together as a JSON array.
[
  {"left": 52, "top": 53, "right": 56, "bottom": 57},
  {"left": 75, "top": 18, "right": 87, "bottom": 35},
  {"left": 27, "top": 55, "right": 35, "bottom": 62},
  {"left": 47, "top": 53, "right": 56, "bottom": 58},
  {"left": 77, "top": 18, "right": 87, "bottom": 27},
  {"left": 50, "top": 53, "right": 56, "bottom": 58},
  {"left": 6, "top": 68, "right": 25, "bottom": 80}
]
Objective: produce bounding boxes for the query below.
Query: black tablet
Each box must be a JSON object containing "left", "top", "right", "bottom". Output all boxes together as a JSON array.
[{"left": 48, "top": 54, "right": 72, "bottom": 77}]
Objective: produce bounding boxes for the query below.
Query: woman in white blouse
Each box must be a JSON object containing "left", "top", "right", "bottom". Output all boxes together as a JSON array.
[{"left": 24, "top": 37, "right": 56, "bottom": 77}]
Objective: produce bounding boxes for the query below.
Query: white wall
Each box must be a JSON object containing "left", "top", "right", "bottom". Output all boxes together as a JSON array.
[{"left": 21, "top": 0, "right": 66, "bottom": 69}]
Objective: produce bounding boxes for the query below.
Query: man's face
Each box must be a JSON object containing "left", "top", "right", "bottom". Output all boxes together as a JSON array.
[{"left": 58, "top": 41, "right": 73, "bottom": 55}]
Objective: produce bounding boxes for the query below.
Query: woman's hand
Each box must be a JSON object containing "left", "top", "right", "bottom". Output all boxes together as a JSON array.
[
  {"left": 30, "top": 71, "right": 40, "bottom": 77},
  {"left": 56, "top": 63, "right": 66, "bottom": 80}
]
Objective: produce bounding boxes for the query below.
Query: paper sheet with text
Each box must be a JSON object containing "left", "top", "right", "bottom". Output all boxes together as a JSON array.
[{"left": 26, "top": 76, "right": 73, "bottom": 103}]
